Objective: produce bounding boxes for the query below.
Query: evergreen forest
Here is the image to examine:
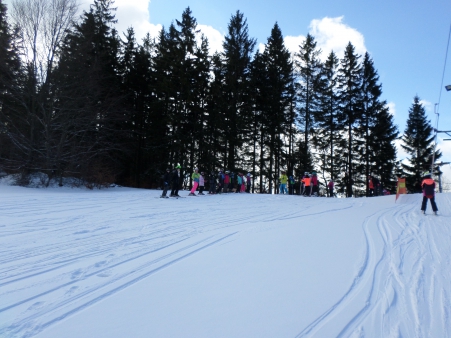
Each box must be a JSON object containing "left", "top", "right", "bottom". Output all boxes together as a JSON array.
[{"left": 0, "top": 0, "right": 441, "bottom": 195}]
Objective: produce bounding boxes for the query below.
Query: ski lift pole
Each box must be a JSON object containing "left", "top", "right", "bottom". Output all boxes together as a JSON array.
[{"left": 430, "top": 103, "right": 439, "bottom": 178}]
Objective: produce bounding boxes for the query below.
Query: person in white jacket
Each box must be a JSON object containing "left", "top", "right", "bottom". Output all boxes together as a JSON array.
[{"left": 199, "top": 172, "right": 205, "bottom": 195}]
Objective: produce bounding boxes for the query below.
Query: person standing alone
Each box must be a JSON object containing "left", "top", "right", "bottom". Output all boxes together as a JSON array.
[{"left": 421, "top": 172, "right": 438, "bottom": 215}]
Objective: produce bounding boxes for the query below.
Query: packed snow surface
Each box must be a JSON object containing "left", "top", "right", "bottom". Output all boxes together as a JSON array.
[{"left": 1, "top": 183, "right": 451, "bottom": 338}]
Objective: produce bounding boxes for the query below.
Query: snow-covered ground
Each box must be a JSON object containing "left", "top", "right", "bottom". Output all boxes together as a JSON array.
[{"left": 1, "top": 181, "right": 451, "bottom": 338}]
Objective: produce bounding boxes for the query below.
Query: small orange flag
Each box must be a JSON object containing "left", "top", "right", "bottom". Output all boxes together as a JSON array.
[{"left": 395, "top": 177, "right": 406, "bottom": 202}]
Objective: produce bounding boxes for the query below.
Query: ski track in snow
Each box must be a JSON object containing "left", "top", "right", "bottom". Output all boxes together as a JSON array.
[
  {"left": 1, "top": 187, "right": 451, "bottom": 337},
  {"left": 295, "top": 193, "right": 451, "bottom": 338}
]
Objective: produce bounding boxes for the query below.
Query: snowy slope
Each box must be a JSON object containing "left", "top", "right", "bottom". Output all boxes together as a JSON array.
[{"left": 1, "top": 184, "right": 450, "bottom": 338}]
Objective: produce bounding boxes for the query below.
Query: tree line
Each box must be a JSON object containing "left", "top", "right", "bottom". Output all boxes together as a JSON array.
[{"left": 0, "top": 0, "right": 440, "bottom": 195}]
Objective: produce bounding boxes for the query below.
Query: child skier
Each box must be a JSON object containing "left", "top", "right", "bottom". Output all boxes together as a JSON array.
[
  {"left": 288, "top": 175, "right": 295, "bottom": 195},
  {"left": 246, "top": 173, "right": 251, "bottom": 193},
  {"left": 189, "top": 168, "right": 200, "bottom": 196},
  {"left": 241, "top": 173, "right": 246, "bottom": 192},
  {"left": 328, "top": 180, "right": 334, "bottom": 197},
  {"left": 421, "top": 172, "right": 438, "bottom": 215},
  {"left": 279, "top": 171, "right": 288, "bottom": 194},
  {"left": 170, "top": 164, "right": 182, "bottom": 197},
  {"left": 161, "top": 168, "right": 171, "bottom": 198},
  {"left": 236, "top": 173, "right": 242, "bottom": 193},
  {"left": 311, "top": 171, "right": 318, "bottom": 196},
  {"left": 199, "top": 172, "right": 205, "bottom": 195},
  {"left": 209, "top": 171, "right": 216, "bottom": 194},
  {"left": 302, "top": 173, "right": 311, "bottom": 196}
]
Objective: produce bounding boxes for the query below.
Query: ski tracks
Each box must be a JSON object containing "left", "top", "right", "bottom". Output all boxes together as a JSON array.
[{"left": 296, "top": 194, "right": 451, "bottom": 338}]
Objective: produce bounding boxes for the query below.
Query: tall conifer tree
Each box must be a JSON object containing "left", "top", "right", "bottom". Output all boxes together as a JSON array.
[
  {"left": 295, "top": 33, "right": 322, "bottom": 172},
  {"left": 401, "top": 96, "right": 441, "bottom": 192},
  {"left": 261, "top": 23, "right": 294, "bottom": 193},
  {"left": 222, "top": 11, "right": 256, "bottom": 171},
  {"left": 337, "top": 42, "right": 362, "bottom": 197}
]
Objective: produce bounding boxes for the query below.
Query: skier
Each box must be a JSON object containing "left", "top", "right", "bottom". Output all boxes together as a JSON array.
[
  {"left": 328, "top": 180, "right": 334, "bottom": 197},
  {"left": 189, "top": 168, "right": 200, "bottom": 196},
  {"left": 236, "top": 173, "right": 242, "bottom": 193},
  {"left": 170, "top": 164, "right": 182, "bottom": 197},
  {"left": 246, "top": 173, "right": 252, "bottom": 193},
  {"left": 421, "top": 172, "right": 438, "bottom": 215},
  {"left": 199, "top": 172, "right": 205, "bottom": 195},
  {"left": 209, "top": 171, "right": 216, "bottom": 194},
  {"left": 241, "top": 173, "right": 246, "bottom": 192},
  {"left": 372, "top": 176, "right": 381, "bottom": 196},
  {"left": 288, "top": 175, "right": 295, "bottom": 195},
  {"left": 279, "top": 171, "right": 288, "bottom": 194},
  {"left": 216, "top": 170, "right": 224, "bottom": 194},
  {"left": 160, "top": 168, "right": 171, "bottom": 198},
  {"left": 302, "top": 173, "right": 311, "bottom": 196},
  {"left": 311, "top": 171, "right": 318, "bottom": 196},
  {"left": 223, "top": 171, "right": 230, "bottom": 193},
  {"left": 368, "top": 176, "right": 374, "bottom": 196}
]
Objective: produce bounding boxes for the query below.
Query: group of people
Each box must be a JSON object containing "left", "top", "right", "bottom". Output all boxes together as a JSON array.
[
  {"left": 160, "top": 166, "right": 253, "bottom": 198},
  {"left": 161, "top": 166, "right": 439, "bottom": 215},
  {"left": 279, "top": 171, "right": 335, "bottom": 197}
]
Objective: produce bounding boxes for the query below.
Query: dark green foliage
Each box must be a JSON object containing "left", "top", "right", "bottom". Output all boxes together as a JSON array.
[
  {"left": 359, "top": 53, "right": 398, "bottom": 193},
  {"left": 312, "top": 51, "right": 344, "bottom": 187},
  {"left": 221, "top": 11, "right": 256, "bottom": 171},
  {"left": 401, "top": 96, "right": 441, "bottom": 192},
  {"left": 337, "top": 42, "right": 362, "bottom": 197},
  {"left": 0, "top": 3, "right": 404, "bottom": 193},
  {"left": 256, "top": 23, "right": 295, "bottom": 193},
  {"left": 0, "top": 0, "right": 24, "bottom": 169},
  {"left": 296, "top": 34, "right": 322, "bottom": 172}
]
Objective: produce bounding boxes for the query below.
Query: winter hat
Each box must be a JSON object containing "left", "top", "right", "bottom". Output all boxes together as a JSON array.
[
  {"left": 247, "top": 173, "right": 251, "bottom": 176},
  {"left": 194, "top": 167, "right": 198, "bottom": 171},
  {"left": 176, "top": 164, "right": 181, "bottom": 169},
  {"left": 423, "top": 171, "right": 431, "bottom": 177}
]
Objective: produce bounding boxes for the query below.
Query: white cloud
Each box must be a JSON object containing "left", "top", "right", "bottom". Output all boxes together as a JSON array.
[
  {"left": 309, "top": 16, "right": 367, "bottom": 60},
  {"left": 387, "top": 102, "right": 396, "bottom": 116},
  {"left": 419, "top": 99, "right": 434, "bottom": 113},
  {"left": 394, "top": 139, "right": 409, "bottom": 160},
  {"left": 79, "top": 0, "right": 161, "bottom": 42},
  {"left": 438, "top": 137, "right": 451, "bottom": 162},
  {"left": 197, "top": 24, "right": 224, "bottom": 55},
  {"left": 283, "top": 34, "right": 306, "bottom": 55}
]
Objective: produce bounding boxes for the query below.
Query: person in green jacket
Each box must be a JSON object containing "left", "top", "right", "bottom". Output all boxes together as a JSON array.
[
  {"left": 189, "top": 168, "right": 200, "bottom": 196},
  {"left": 279, "top": 171, "right": 288, "bottom": 194}
]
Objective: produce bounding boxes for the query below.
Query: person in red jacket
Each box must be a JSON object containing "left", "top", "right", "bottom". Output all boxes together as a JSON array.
[{"left": 421, "top": 172, "right": 438, "bottom": 215}]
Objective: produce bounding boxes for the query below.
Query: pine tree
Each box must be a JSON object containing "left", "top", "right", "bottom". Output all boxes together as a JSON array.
[
  {"left": 260, "top": 23, "right": 295, "bottom": 193},
  {"left": 54, "top": 0, "right": 124, "bottom": 184},
  {"left": 312, "top": 51, "right": 344, "bottom": 186},
  {"left": 359, "top": 52, "right": 398, "bottom": 194},
  {"left": 222, "top": 11, "right": 256, "bottom": 171},
  {"left": 295, "top": 33, "right": 322, "bottom": 172},
  {"left": 337, "top": 42, "right": 362, "bottom": 197},
  {"left": 401, "top": 96, "right": 441, "bottom": 192},
  {"left": 0, "top": 0, "right": 24, "bottom": 171}
]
